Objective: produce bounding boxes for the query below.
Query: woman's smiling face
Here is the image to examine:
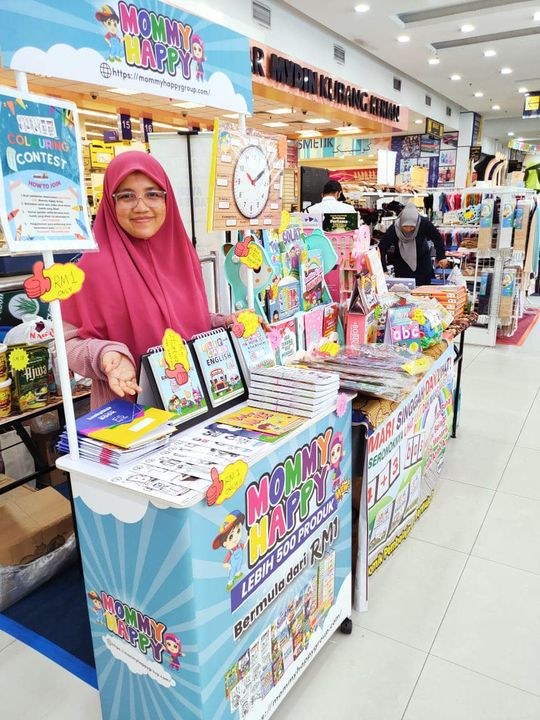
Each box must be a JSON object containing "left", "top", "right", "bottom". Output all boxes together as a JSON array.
[{"left": 113, "top": 172, "right": 166, "bottom": 239}]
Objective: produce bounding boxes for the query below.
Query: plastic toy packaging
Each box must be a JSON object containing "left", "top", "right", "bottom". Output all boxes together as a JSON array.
[{"left": 408, "top": 302, "right": 444, "bottom": 349}]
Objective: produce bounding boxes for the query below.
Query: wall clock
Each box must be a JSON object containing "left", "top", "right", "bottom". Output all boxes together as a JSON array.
[{"left": 208, "top": 121, "right": 284, "bottom": 231}]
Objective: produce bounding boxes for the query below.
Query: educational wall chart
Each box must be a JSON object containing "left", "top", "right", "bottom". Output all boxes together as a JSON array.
[
  {"left": 0, "top": 89, "right": 95, "bottom": 253},
  {"left": 356, "top": 346, "right": 453, "bottom": 603},
  {"left": 0, "top": 0, "right": 253, "bottom": 115},
  {"left": 391, "top": 132, "right": 458, "bottom": 189},
  {"left": 68, "top": 406, "right": 352, "bottom": 720},
  {"left": 208, "top": 121, "right": 285, "bottom": 231}
]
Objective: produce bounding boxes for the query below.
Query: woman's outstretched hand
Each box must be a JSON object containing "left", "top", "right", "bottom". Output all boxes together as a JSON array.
[{"left": 102, "top": 351, "right": 142, "bottom": 399}]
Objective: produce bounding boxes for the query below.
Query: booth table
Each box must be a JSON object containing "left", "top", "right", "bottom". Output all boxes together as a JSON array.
[{"left": 58, "top": 405, "right": 352, "bottom": 720}]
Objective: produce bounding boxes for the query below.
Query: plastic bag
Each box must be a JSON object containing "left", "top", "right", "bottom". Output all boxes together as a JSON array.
[
  {"left": 447, "top": 266, "right": 468, "bottom": 289},
  {"left": 4, "top": 314, "right": 54, "bottom": 346}
]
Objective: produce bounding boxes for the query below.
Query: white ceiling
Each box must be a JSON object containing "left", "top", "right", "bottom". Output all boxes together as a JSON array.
[{"left": 284, "top": 0, "right": 540, "bottom": 140}]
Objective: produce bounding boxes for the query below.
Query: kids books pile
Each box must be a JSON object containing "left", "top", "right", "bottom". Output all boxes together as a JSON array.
[
  {"left": 57, "top": 400, "right": 176, "bottom": 468},
  {"left": 411, "top": 285, "right": 467, "bottom": 319},
  {"left": 291, "top": 344, "right": 417, "bottom": 402},
  {"left": 247, "top": 366, "right": 340, "bottom": 419}
]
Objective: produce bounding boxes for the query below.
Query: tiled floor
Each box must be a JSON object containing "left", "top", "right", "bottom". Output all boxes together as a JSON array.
[{"left": 2, "top": 305, "right": 540, "bottom": 719}]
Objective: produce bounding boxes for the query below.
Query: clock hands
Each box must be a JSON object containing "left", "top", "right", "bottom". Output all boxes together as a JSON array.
[
  {"left": 253, "top": 168, "right": 266, "bottom": 183},
  {"left": 246, "top": 173, "right": 256, "bottom": 186}
]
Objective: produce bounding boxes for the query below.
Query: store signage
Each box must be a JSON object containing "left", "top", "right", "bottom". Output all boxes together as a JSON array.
[
  {"left": 0, "top": 87, "right": 95, "bottom": 254},
  {"left": 523, "top": 91, "right": 540, "bottom": 119},
  {"left": 251, "top": 45, "right": 403, "bottom": 127},
  {"left": 118, "top": 113, "right": 133, "bottom": 141},
  {"left": 104, "top": 130, "right": 119, "bottom": 143},
  {"left": 297, "top": 136, "right": 390, "bottom": 160},
  {"left": 141, "top": 117, "right": 154, "bottom": 143},
  {"left": 425, "top": 118, "right": 444, "bottom": 139},
  {"left": 0, "top": 1, "right": 253, "bottom": 114}
]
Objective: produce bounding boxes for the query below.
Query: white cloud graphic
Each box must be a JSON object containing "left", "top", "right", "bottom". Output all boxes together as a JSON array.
[
  {"left": 103, "top": 635, "right": 176, "bottom": 689},
  {"left": 11, "top": 44, "right": 107, "bottom": 84},
  {"left": 205, "top": 71, "right": 250, "bottom": 114}
]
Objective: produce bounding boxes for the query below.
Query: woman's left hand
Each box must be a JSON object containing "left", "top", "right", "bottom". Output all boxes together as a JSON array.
[{"left": 437, "top": 259, "right": 450, "bottom": 269}]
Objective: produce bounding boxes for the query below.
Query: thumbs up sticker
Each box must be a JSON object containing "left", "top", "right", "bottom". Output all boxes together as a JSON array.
[
  {"left": 206, "top": 461, "right": 248, "bottom": 506},
  {"left": 24, "top": 261, "right": 85, "bottom": 302}
]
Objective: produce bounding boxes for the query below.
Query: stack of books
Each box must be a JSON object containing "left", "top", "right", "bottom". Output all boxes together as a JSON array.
[
  {"left": 411, "top": 285, "right": 467, "bottom": 318},
  {"left": 57, "top": 400, "right": 177, "bottom": 468},
  {"left": 247, "top": 366, "right": 340, "bottom": 418}
]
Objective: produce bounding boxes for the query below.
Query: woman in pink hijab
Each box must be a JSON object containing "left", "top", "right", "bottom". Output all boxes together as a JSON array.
[{"left": 63, "top": 151, "right": 228, "bottom": 408}]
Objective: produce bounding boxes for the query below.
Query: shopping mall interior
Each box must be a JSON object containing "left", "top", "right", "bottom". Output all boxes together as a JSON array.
[{"left": 0, "top": 1, "right": 539, "bottom": 718}]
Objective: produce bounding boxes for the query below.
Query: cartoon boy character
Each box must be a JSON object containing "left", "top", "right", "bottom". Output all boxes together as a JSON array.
[
  {"left": 163, "top": 632, "right": 185, "bottom": 671},
  {"left": 168, "top": 395, "right": 181, "bottom": 413},
  {"left": 212, "top": 510, "right": 245, "bottom": 592},
  {"left": 191, "top": 34, "right": 206, "bottom": 81},
  {"left": 95, "top": 5, "right": 124, "bottom": 62},
  {"left": 87, "top": 590, "right": 105, "bottom": 624},
  {"left": 329, "top": 432, "right": 344, "bottom": 492}
]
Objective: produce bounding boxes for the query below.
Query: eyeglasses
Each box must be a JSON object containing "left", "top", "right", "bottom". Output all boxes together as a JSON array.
[{"left": 113, "top": 190, "right": 167, "bottom": 207}]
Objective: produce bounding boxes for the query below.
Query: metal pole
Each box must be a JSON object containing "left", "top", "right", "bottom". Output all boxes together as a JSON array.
[{"left": 185, "top": 132, "right": 197, "bottom": 248}]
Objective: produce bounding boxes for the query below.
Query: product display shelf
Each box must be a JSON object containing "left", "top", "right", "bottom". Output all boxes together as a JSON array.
[
  {"left": 57, "top": 402, "right": 354, "bottom": 720},
  {"left": 0, "top": 389, "right": 91, "bottom": 495}
]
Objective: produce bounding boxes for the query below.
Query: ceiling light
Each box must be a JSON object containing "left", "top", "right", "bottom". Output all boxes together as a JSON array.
[
  {"left": 106, "top": 88, "right": 140, "bottom": 96},
  {"left": 299, "top": 130, "right": 322, "bottom": 137},
  {"left": 500, "top": 67, "right": 512, "bottom": 74},
  {"left": 508, "top": 132, "right": 515, "bottom": 136},
  {"left": 269, "top": 108, "right": 292, "bottom": 115},
  {"left": 368, "top": 154, "right": 375, "bottom": 158},
  {"left": 85, "top": 131, "right": 103, "bottom": 138},
  {"left": 335, "top": 126, "right": 361, "bottom": 134},
  {"left": 223, "top": 113, "right": 239, "bottom": 119},
  {"left": 517, "top": 137, "right": 524, "bottom": 141},
  {"left": 79, "top": 109, "right": 116, "bottom": 119},
  {"left": 534, "top": 11, "right": 540, "bottom": 21},
  {"left": 474, "top": 91, "right": 484, "bottom": 97},
  {"left": 305, "top": 118, "right": 330, "bottom": 124},
  {"left": 397, "top": 35, "right": 410, "bottom": 43},
  {"left": 428, "top": 57, "right": 440, "bottom": 65},
  {"left": 151, "top": 121, "right": 189, "bottom": 131},
  {"left": 518, "top": 87, "right": 528, "bottom": 93},
  {"left": 263, "top": 121, "right": 289, "bottom": 127},
  {"left": 173, "top": 101, "right": 205, "bottom": 109},
  {"left": 354, "top": 3, "right": 370, "bottom": 12},
  {"left": 84, "top": 121, "right": 117, "bottom": 130},
  {"left": 460, "top": 23, "right": 475, "bottom": 32},
  {"left": 450, "top": 74, "right": 461, "bottom": 81},
  {"left": 414, "top": 119, "right": 423, "bottom": 124},
  {"left": 492, "top": 104, "right": 501, "bottom": 110},
  {"left": 484, "top": 49, "right": 496, "bottom": 57}
]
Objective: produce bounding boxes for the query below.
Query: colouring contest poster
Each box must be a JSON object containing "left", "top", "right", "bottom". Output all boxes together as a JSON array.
[
  {"left": 0, "top": 90, "right": 95, "bottom": 252},
  {"left": 0, "top": 0, "right": 253, "bottom": 115},
  {"left": 73, "top": 408, "right": 352, "bottom": 720}
]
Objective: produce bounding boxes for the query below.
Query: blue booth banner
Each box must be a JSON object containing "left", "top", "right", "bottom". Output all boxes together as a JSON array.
[
  {"left": 67, "top": 407, "right": 352, "bottom": 719},
  {"left": 0, "top": 0, "right": 253, "bottom": 115},
  {"left": 0, "top": 88, "right": 95, "bottom": 253}
]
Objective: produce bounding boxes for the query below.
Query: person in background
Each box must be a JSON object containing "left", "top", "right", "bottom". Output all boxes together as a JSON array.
[
  {"left": 378, "top": 203, "right": 448, "bottom": 286},
  {"left": 307, "top": 179, "right": 356, "bottom": 213},
  {"left": 60, "top": 152, "right": 234, "bottom": 408}
]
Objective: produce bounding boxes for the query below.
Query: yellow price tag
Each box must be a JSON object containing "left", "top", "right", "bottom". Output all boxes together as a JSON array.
[
  {"left": 162, "top": 328, "right": 189, "bottom": 372},
  {"left": 239, "top": 243, "right": 263, "bottom": 270},
  {"left": 278, "top": 210, "right": 291, "bottom": 233},
  {"left": 207, "top": 460, "right": 249, "bottom": 506},
  {"left": 318, "top": 341, "right": 340, "bottom": 356},
  {"left": 41, "top": 263, "right": 85, "bottom": 302},
  {"left": 236, "top": 310, "right": 259, "bottom": 338},
  {"left": 9, "top": 347, "right": 29, "bottom": 372}
]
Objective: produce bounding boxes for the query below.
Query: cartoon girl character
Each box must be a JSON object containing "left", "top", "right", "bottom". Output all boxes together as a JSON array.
[
  {"left": 329, "top": 432, "right": 344, "bottom": 491},
  {"left": 87, "top": 590, "right": 105, "bottom": 624},
  {"left": 163, "top": 632, "right": 185, "bottom": 671},
  {"left": 191, "top": 34, "right": 206, "bottom": 81},
  {"left": 212, "top": 510, "right": 245, "bottom": 591},
  {"left": 95, "top": 5, "right": 124, "bottom": 62},
  {"left": 192, "top": 388, "right": 202, "bottom": 408}
]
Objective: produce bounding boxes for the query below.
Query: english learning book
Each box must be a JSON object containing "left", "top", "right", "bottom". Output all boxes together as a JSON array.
[
  {"left": 140, "top": 344, "right": 208, "bottom": 423},
  {"left": 191, "top": 329, "right": 246, "bottom": 408},
  {"left": 231, "top": 323, "right": 276, "bottom": 383}
]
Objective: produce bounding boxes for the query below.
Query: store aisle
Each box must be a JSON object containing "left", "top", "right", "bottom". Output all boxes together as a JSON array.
[{"left": 2, "top": 311, "right": 540, "bottom": 719}]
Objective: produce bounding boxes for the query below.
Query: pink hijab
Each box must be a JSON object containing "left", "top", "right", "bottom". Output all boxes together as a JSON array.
[{"left": 63, "top": 151, "right": 211, "bottom": 365}]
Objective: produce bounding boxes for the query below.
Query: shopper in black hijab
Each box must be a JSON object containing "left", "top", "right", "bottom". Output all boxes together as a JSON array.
[{"left": 378, "top": 204, "right": 448, "bottom": 286}]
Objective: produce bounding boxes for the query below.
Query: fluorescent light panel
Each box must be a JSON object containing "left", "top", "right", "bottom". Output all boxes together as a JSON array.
[
  {"left": 305, "top": 118, "right": 330, "bottom": 124},
  {"left": 263, "top": 121, "right": 288, "bottom": 127},
  {"left": 269, "top": 108, "right": 292, "bottom": 115},
  {"left": 106, "top": 88, "right": 140, "bottom": 96}
]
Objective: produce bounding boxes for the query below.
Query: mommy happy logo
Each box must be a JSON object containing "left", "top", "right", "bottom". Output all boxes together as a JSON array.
[
  {"left": 89, "top": 590, "right": 185, "bottom": 687},
  {"left": 95, "top": 2, "right": 206, "bottom": 80}
]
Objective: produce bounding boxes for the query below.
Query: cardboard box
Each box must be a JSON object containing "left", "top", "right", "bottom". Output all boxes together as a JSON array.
[
  {"left": 0, "top": 479, "right": 73, "bottom": 566},
  {"left": 31, "top": 429, "right": 67, "bottom": 486}
]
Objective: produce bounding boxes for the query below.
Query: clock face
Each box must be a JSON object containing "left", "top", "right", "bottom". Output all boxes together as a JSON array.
[{"left": 233, "top": 144, "right": 271, "bottom": 218}]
